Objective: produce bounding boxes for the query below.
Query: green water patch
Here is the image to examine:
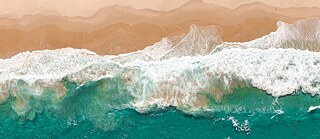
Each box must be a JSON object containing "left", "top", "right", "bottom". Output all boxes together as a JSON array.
[
  {"left": 56, "top": 77, "right": 134, "bottom": 130},
  {"left": 203, "top": 84, "right": 320, "bottom": 115},
  {"left": 7, "top": 80, "right": 63, "bottom": 120}
]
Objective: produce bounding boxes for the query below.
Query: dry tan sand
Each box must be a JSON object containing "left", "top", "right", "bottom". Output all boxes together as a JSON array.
[
  {"left": 1, "top": 0, "right": 320, "bottom": 18},
  {"left": 0, "top": 0, "right": 319, "bottom": 58}
]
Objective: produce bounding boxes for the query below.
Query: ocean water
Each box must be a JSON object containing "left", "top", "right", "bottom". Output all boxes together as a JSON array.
[{"left": 1, "top": 78, "right": 320, "bottom": 139}]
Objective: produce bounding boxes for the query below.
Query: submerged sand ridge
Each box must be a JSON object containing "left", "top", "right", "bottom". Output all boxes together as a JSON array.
[{"left": 0, "top": 0, "right": 320, "bottom": 58}]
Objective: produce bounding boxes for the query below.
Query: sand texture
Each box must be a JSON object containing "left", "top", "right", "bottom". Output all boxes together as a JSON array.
[{"left": 0, "top": 0, "right": 319, "bottom": 58}]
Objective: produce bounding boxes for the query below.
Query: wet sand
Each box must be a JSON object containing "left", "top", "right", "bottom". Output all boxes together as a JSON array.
[{"left": 0, "top": 0, "right": 319, "bottom": 58}]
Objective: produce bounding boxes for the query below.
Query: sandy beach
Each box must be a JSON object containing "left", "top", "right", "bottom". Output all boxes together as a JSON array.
[{"left": 0, "top": 0, "right": 319, "bottom": 58}]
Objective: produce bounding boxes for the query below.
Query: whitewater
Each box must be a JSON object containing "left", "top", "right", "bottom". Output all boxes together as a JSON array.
[{"left": 0, "top": 18, "right": 320, "bottom": 138}]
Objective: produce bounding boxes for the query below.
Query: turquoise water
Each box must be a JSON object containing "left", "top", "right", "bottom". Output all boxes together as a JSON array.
[{"left": 1, "top": 78, "right": 320, "bottom": 138}]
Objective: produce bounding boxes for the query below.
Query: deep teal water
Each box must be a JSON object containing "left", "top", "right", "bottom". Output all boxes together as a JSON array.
[
  {"left": 1, "top": 106, "right": 320, "bottom": 139},
  {"left": 1, "top": 78, "right": 320, "bottom": 139}
]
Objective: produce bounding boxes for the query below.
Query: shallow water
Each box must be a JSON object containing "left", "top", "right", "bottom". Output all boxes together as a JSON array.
[{"left": 1, "top": 78, "right": 320, "bottom": 139}]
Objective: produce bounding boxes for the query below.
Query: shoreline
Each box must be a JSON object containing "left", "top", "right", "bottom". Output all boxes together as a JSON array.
[{"left": 0, "top": 1, "right": 319, "bottom": 58}]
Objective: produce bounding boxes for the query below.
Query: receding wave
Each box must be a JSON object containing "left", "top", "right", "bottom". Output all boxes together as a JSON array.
[{"left": 215, "top": 17, "right": 320, "bottom": 52}]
